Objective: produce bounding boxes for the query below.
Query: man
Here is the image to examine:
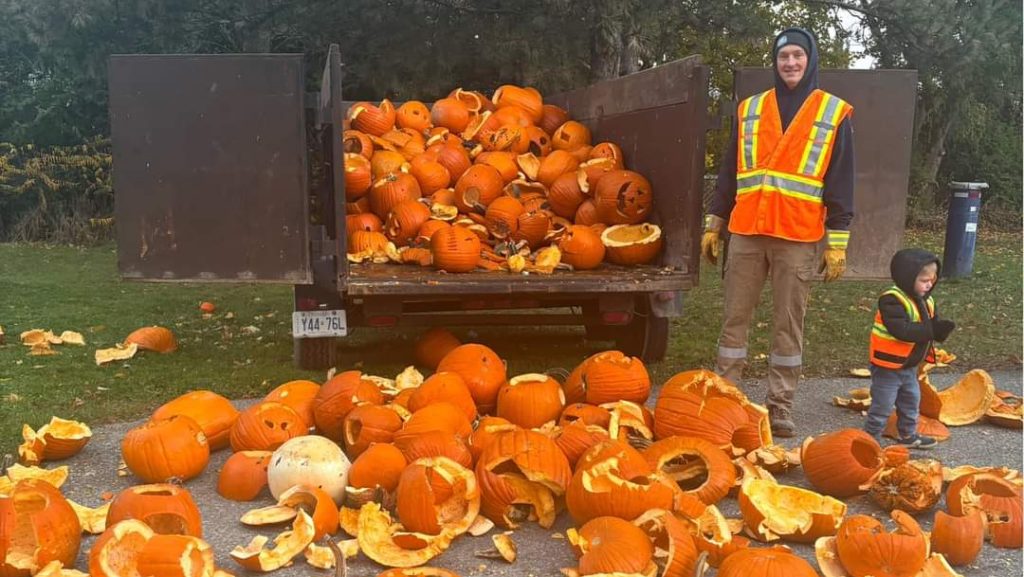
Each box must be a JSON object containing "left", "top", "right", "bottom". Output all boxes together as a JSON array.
[{"left": 701, "top": 28, "right": 855, "bottom": 437}]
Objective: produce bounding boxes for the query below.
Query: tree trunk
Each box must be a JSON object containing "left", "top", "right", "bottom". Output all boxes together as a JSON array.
[
  {"left": 925, "top": 114, "right": 955, "bottom": 204},
  {"left": 590, "top": 21, "right": 622, "bottom": 81}
]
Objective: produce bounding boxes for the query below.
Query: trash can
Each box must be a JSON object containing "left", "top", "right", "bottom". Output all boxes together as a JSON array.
[{"left": 942, "top": 181, "right": 987, "bottom": 278}]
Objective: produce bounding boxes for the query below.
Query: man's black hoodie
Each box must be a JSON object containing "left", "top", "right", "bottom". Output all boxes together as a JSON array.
[
  {"left": 877, "top": 248, "right": 952, "bottom": 369},
  {"left": 709, "top": 27, "right": 855, "bottom": 233}
]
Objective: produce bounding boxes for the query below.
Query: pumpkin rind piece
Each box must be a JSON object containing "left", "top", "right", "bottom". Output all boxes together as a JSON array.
[
  {"left": 737, "top": 477, "right": 846, "bottom": 543},
  {"left": 868, "top": 459, "right": 943, "bottom": 513},
  {"left": 936, "top": 368, "right": 995, "bottom": 425},
  {"left": 357, "top": 503, "right": 454, "bottom": 568},
  {"left": 931, "top": 510, "right": 985, "bottom": 566},
  {"left": 229, "top": 510, "right": 316, "bottom": 572},
  {"left": 642, "top": 436, "right": 736, "bottom": 506},
  {"left": 136, "top": 534, "right": 215, "bottom": 577},
  {"left": 395, "top": 457, "right": 480, "bottom": 537},
  {"left": 88, "top": 519, "right": 155, "bottom": 577}
]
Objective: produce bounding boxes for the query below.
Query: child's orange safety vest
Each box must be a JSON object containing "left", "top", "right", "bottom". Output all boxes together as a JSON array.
[
  {"left": 869, "top": 286, "right": 936, "bottom": 369},
  {"left": 729, "top": 88, "right": 853, "bottom": 242}
]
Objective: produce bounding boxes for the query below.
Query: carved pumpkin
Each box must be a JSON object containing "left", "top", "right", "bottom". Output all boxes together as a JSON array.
[
  {"left": 0, "top": 480, "right": 81, "bottom": 577},
  {"left": 801, "top": 428, "right": 885, "bottom": 498},
  {"left": 229, "top": 402, "right": 304, "bottom": 453},
  {"left": 554, "top": 421, "right": 610, "bottom": 469},
  {"left": 590, "top": 142, "right": 625, "bottom": 168},
  {"left": 348, "top": 443, "right": 408, "bottom": 492},
  {"left": 342, "top": 130, "right": 374, "bottom": 159},
  {"left": 475, "top": 428, "right": 571, "bottom": 529},
  {"left": 106, "top": 484, "right": 202, "bottom": 537},
  {"left": 343, "top": 152, "right": 373, "bottom": 200},
  {"left": 124, "top": 326, "right": 177, "bottom": 353},
  {"left": 523, "top": 126, "right": 552, "bottom": 156},
  {"left": 559, "top": 403, "right": 612, "bottom": 428},
  {"left": 566, "top": 440, "right": 678, "bottom": 525},
  {"left": 385, "top": 200, "right": 431, "bottom": 247},
  {"left": 496, "top": 374, "right": 566, "bottom": 429},
  {"left": 343, "top": 404, "right": 404, "bottom": 458},
  {"left": 436, "top": 343, "right": 507, "bottom": 413},
  {"left": 151, "top": 390, "right": 238, "bottom": 452},
  {"left": 396, "top": 457, "right": 480, "bottom": 536},
  {"left": 313, "top": 370, "right": 384, "bottom": 441},
  {"left": 449, "top": 87, "right": 492, "bottom": 113},
  {"left": 593, "top": 170, "right": 653, "bottom": 225},
  {"left": 262, "top": 380, "right": 319, "bottom": 430},
  {"left": 266, "top": 435, "right": 351, "bottom": 503},
  {"left": 396, "top": 101, "right": 432, "bottom": 132},
  {"left": 538, "top": 104, "right": 570, "bottom": 135},
  {"left": 122, "top": 416, "right": 210, "bottom": 483},
  {"left": 643, "top": 436, "right": 736, "bottom": 507},
  {"left": 430, "top": 225, "right": 481, "bottom": 273},
  {"left": 430, "top": 98, "right": 471, "bottom": 133},
  {"left": 369, "top": 173, "right": 422, "bottom": 220},
  {"left": 217, "top": 451, "right": 272, "bottom": 502},
  {"left": 558, "top": 225, "right": 605, "bottom": 270},
  {"left": 88, "top": 519, "right": 154, "bottom": 577},
  {"left": 454, "top": 164, "right": 504, "bottom": 213},
  {"left": 601, "top": 223, "right": 663, "bottom": 265},
  {"left": 946, "top": 471, "right": 1023, "bottom": 548},
  {"left": 552, "top": 120, "right": 592, "bottom": 152},
  {"left": 371, "top": 149, "right": 408, "bottom": 180},
  {"left": 653, "top": 369, "right": 759, "bottom": 448},
  {"left": 631, "top": 508, "right": 699, "bottom": 577},
  {"left": 931, "top": 510, "right": 985, "bottom": 566},
  {"left": 834, "top": 511, "right": 928, "bottom": 577},
  {"left": 349, "top": 100, "right": 396, "bottom": 136},
  {"left": 480, "top": 125, "right": 528, "bottom": 154},
  {"left": 577, "top": 157, "right": 618, "bottom": 193},
  {"left": 869, "top": 458, "right": 943, "bottom": 513},
  {"left": 346, "top": 213, "right": 384, "bottom": 234}
]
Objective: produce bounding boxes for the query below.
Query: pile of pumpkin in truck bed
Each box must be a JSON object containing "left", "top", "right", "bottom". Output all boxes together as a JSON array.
[
  {"left": 342, "top": 86, "right": 662, "bottom": 273},
  {"left": 2, "top": 325, "right": 1021, "bottom": 577}
]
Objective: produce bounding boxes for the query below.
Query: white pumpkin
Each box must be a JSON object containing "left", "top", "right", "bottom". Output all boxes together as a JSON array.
[{"left": 267, "top": 435, "right": 350, "bottom": 503}]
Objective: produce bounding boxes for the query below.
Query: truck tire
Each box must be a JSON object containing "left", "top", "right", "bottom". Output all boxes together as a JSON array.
[
  {"left": 614, "top": 299, "right": 669, "bottom": 363},
  {"left": 294, "top": 337, "right": 337, "bottom": 370}
]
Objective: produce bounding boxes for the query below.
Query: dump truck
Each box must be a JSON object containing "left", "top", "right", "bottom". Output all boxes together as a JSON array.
[{"left": 108, "top": 45, "right": 916, "bottom": 369}]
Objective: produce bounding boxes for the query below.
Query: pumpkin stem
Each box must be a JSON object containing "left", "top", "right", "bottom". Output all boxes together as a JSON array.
[
  {"left": 693, "top": 551, "right": 711, "bottom": 577},
  {"left": 329, "top": 538, "right": 348, "bottom": 577},
  {"left": 0, "top": 453, "right": 12, "bottom": 476}
]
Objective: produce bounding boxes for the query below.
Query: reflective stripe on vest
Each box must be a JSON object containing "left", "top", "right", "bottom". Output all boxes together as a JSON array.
[
  {"left": 730, "top": 88, "right": 852, "bottom": 243},
  {"left": 869, "top": 287, "right": 936, "bottom": 369}
]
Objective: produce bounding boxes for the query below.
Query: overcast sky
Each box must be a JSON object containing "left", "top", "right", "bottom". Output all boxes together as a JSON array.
[{"left": 839, "top": 8, "right": 875, "bottom": 69}]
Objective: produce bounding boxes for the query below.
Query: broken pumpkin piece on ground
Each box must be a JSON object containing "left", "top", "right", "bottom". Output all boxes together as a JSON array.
[
  {"left": 936, "top": 368, "right": 995, "bottom": 425},
  {"left": 304, "top": 538, "right": 359, "bottom": 569},
  {"left": 95, "top": 342, "right": 139, "bottom": 365},
  {"left": 33, "top": 561, "right": 89, "bottom": 577},
  {"left": 241, "top": 484, "right": 339, "bottom": 540},
  {"left": 396, "top": 456, "right": 481, "bottom": 537},
  {"left": 832, "top": 387, "right": 872, "bottom": 411},
  {"left": 632, "top": 508, "right": 701, "bottom": 577},
  {"left": 356, "top": 502, "right": 456, "bottom": 568},
  {"left": 737, "top": 477, "right": 846, "bottom": 543},
  {"left": 986, "top": 390, "right": 1023, "bottom": 428},
  {"left": 19, "top": 416, "right": 93, "bottom": 464},
  {"left": 123, "top": 325, "right": 178, "bottom": 353},
  {"left": 476, "top": 428, "right": 570, "bottom": 529},
  {"left": 0, "top": 463, "right": 71, "bottom": 494},
  {"left": 474, "top": 532, "right": 516, "bottom": 563},
  {"left": 67, "top": 499, "right": 110, "bottom": 534},
  {"left": 869, "top": 458, "right": 944, "bottom": 514},
  {"left": 230, "top": 509, "right": 316, "bottom": 571}
]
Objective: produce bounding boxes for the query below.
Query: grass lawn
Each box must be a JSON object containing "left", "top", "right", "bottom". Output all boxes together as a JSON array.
[{"left": 1, "top": 228, "right": 1020, "bottom": 455}]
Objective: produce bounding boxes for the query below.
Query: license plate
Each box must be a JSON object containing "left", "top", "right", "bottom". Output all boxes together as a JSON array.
[{"left": 292, "top": 310, "right": 347, "bottom": 338}]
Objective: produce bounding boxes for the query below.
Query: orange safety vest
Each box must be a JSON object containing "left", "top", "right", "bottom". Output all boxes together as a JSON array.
[
  {"left": 729, "top": 88, "right": 853, "bottom": 242},
  {"left": 869, "top": 286, "right": 936, "bottom": 369}
]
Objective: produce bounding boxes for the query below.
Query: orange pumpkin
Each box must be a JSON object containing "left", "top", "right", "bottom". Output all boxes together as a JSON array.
[
  {"left": 454, "top": 164, "right": 504, "bottom": 213},
  {"left": 124, "top": 326, "right": 178, "bottom": 353},
  {"left": 548, "top": 172, "right": 587, "bottom": 219},
  {"left": 436, "top": 343, "right": 507, "bottom": 413},
  {"left": 643, "top": 436, "right": 736, "bottom": 506},
  {"left": 369, "top": 172, "right": 422, "bottom": 220},
  {"left": 566, "top": 440, "right": 676, "bottom": 525},
  {"left": 449, "top": 87, "right": 492, "bottom": 113},
  {"left": 371, "top": 150, "right": 408, "bottom": 180},
  {"left": 572, "top": 516, "right": 653, "bottom": 575},
  {"left": 349, "top": 99, "right": 396, "bottom": 136},
  {"left": 106, "top": 484, "right": 203, "bottom": 537},
  {"left": 523, "top": 125, "right": 552, "bottom": 156},
  {"left": 0, "top": 480, "right": 81, "bottom": 576},
  {"left": 558, "top": 225, "right": 605, "bottom": 270},
  {"left": 228, "top": 402, "right": 305, "bottom": 452},
  {"left": 408, "top": 372, "right": 478, "bottom": 422},
  {"left": 427, "top": 143, "right": 472, "bottom": 183},
  {"left": 538, "top": 104, "right": 570, "bottom": 135},
  {"left": 386, "top": 200, "right": 432, "bottom": 246},
  {"left": 122, "top": 416, "right": 210, "bottom": 483},
  {"left": 552, "top": 120, "right": 592, "bottom": 151},
  {"left": 347, "top": 443, "right": 408, "bottom": 492},
  {"left": 931, "top": 510, "right": 986, "bottom": 566},
  {"left": 801, "top": 429, "right": 885, "bottom": 498},
  {"left": 592, "top": 170, "right": 653, "bottom": 224},
  {"left": 574, "top": 199, "right": 599, "bottom": 226},
  {"left": 496, "top": 374, "right": 566, "bottom": 429},
  {"left": 492, "top": 85, "right": 543, "bottom": 122},
  {"left": 535, "top": 150, "right": 580, "bottom": 188},
  {"left": 430, "top": 98, "right": 471, "bottom": 132},
  {"left": 430, "top": 225, "right": 481, "bottom": 273},
  {"left": 396, "top": 101, "right": 432, "bottom": 132},
  {"left": 835, "top": 511, "right": 928, "bottom": 577},
  {"left": 589, "top": 142, "right": 625, "bottom": 167},
  {"left": 718, "top": 546, "right": 819, "bottom": 577},
  {"left": 559, "top": 403, "right": 612, "bottom": 428},
  {"left": 217, "top": 451, "right": 272, "bottom": 502},
  {"left": 344, "top": 153, "right": 373, "bottom": 200},
  {"left": 348, "top": 230, "right": 389, "bottom": 254},
  {"left": 409, "top": 155, "right": 452, "bottom": 194},
  {"left": 946, "top": 471, "right": 1023, "bottom": 548},
  {"left": 343, "top": 404, "right": 404, "bottom": 458},
  {"left": 151, "top": 390, "right": 239, "bottom": 451},
  {"left": 416, "top": 220, "right": 451, "bottom": 246},
  {"left": 563, "top": 350, "right": 650, "bottom": 405},
  {"left": 313, "top": 370, "right": 385, "bottom": 441},
  {"left": 577, "top": 157, "right": 618, "bottom": 193},
  {"left": 342, "top": 130, "right": 374, "bottom": 159},
  {"left": 263, "top": 380, "right": 320, "bottom": 430},
  {"left": 413, "top": 328, "right": 461, "bottom": 370},
  {"left": 346, "top": 213, "right": 384, "bottom": 234},
  {"left": 89, "top": 519, "right": 154, "bottom": 577},
  {"left": 475, "top": 151, "right": 518, "bottom": 184},
  {"left": 136, "top": 534, "right": 214, "bottom": 577},
  {"left": 484, "top": 196, "right": 524, "bottom": 239},
  {"left": 395, "top": 457, "right": 480, "bottom": 536}
]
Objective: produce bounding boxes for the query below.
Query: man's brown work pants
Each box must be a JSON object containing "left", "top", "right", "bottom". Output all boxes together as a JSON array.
[{"left": 716, "top": 233, "right": 817, "bottom": 411}]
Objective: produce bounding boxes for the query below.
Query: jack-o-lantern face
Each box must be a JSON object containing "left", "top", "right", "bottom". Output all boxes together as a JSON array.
[{"left": 593, "top": 170, "right": 653, "bottom": 225}]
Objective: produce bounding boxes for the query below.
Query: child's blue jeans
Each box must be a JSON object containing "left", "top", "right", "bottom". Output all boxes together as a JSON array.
[{"left": 864, "top": 365, "right": 920, "bottom": 439}]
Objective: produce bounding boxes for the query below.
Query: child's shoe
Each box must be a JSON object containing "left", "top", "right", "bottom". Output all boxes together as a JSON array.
[{"left": 896, "top": 434, "right": 937, "bottom": 450}]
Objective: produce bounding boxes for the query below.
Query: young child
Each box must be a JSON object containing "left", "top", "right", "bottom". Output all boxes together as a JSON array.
[{"left": 865, "top": 248, "right": 956, "bottom": 448}]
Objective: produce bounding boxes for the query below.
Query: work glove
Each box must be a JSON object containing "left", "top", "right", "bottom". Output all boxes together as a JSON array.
[
  {"left": 819, "top": 229, "right": 850, "bottom": 282},
  {"left": 819, "top": 247, "right": 847, "bottom": 282},
  {"left": 933, "top": 319, "right": 956, "bottom": 342},
  {"left": 701, "top": 215, "right": 725, "bottom": 265}
]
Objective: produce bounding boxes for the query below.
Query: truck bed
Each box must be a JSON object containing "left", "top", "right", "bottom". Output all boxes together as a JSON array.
[{"left": 345, "top": 263, "right": 692, "bottom": 296}]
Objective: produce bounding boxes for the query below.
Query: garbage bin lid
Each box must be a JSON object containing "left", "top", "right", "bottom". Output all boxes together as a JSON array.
[{"left": 950, "top": 181, "right": 989, "bottom": 190}]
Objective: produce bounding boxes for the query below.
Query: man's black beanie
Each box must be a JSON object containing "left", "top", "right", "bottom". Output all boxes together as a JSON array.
[{"left": 773, "top": 29, "right": 812, "bottom": 59}]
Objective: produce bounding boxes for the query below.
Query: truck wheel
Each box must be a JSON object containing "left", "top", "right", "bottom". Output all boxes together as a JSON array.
[
  {"left": 614, "top": 300, "right": 669, "bottom": 363},
  {"left": 294, "top": 337, "right": 337, "bottom": 370}
]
